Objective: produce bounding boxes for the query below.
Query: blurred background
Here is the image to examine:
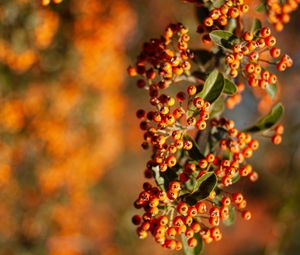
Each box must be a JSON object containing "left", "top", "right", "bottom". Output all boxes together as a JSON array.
[{"left": 0, "top": 0, "right": 299, "bottom": 254}]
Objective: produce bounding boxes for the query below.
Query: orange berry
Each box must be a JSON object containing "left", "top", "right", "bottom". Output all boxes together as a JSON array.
[
  {"left": 187, "top": 206, "right": 198, "bottom": 217},
  {"left": 191, "top": 222, "right": 201, "bottom": 233},
  {"left": 204, "top": 17, "right": 214, "bottom": 27},
  {"left": 249, "top": 171, "right": 258, "bottom": 182},
  {"left": 218, "top": 15, "right": 228, "bottom": 26},
  {"left": 166, "top": 155, "right": 177, "bottom": 167},
  {"left": 196, "top": 120, "right": 207, "bottom": 130},
  {"left": 260, "top": 27, "right": 271, "bottom": 38},
  {"left": 272, "top": 134, "right": 282, "bottom": 145},
  {"left": 185, "top": 229, "right": 195, "bottom": 238},
  {"left": 177, "top": 202, "right": 189, "bottom": 215},
  {"left": 127, "top": 66, "right": 137, "bottom": 76},
  {"left": 243, "top": 32, "right": 253, "bottom": 42},
  {"left": 187, "top": 237, "right": 198, "bottom": 247},
  {"left": 242, "top": 210, "right": 252, "bottom": 220},
  {"left": 265, "top": 35, "right": 277, "bottom": 47},
  {"left": 187, "top": 85, "right": 197, "bottom": 96},
  {"left": 221, "top": 196, "right": 231, "bottom": 206},
  {"left": 232, "top": 192, "right": 244, "bottom": 204},
  {"left": 206, "top": 153, "right": 215, "bottom": 163},
  {"left": 195, "top": 201, "right": 207, "bottom": 214},
  {"left": 193, "top": 97, "right": 204, "bottom": 108},
  {"left": 270, "top": 47, "right": 281, "bottom": 58},
  {"left": 275, "top": 124, "right": 284, "bottom": 135},
  {"left": 169, "top": 181, "right": 181, "bottom": 191},
  {"left": 198, "top": 159, "right": 208, "bottom": 169},
  {"left": 228, "top": 7, "right": 240, "bottom": 18},
  {"left": 277, "top": 61, "right": 287, "bottom": 72},
  {"left": 167, "top": 227, "right": 177, "bottom": 238}
]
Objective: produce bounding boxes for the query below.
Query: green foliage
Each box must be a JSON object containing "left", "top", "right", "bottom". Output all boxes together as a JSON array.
[
  {"left": 196, "top": 70, "right": 225, "bottom": 104},
  {"left": 266, "top": 83, "right": 278, "bottom": 99},
  {"left": 182, "top": 233, "right": 203, "bottom": 255},
  {"left": 251, "top": 18, "right": 262, "bottom": 34},
  {"left": 223, "top": 78, "right": 238, "bottom": 95},
  {"left": 245, "top": 103, "right": 284, "bottom": 132},
  {"left": 183, "top": 173, "right": 217, "bottom": 205},
  {"left": 186, "top": 135, "right": 205, "bottom": 161},
  {"left": 209, "top": 30, "right": 238, "bottom": 49},
  {"left": 223, "top": 206, "right": 236, "bottom": 226}
]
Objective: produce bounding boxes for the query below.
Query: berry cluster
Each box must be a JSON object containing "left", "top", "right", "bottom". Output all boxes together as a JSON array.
[
  {"left": 128, "top": 23, "right": 192, "bottom": 86},
  {"left": 130, "top": 1, "right": 294, "bottom": 252},
  {"left": 226, "top": 27, "right": 293, "bottom": 88},
  {"left": 265, "top": 0, "right": 300, "bottom": 31},
  {"left": 184, "top": 0, "right": 249, "bottom": 43},
  {"left": 137, "top": 92, "right": 211, "bottom": 173}
]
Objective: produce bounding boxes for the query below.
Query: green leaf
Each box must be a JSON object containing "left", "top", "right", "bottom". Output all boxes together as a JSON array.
[
  {"left": 256, "top": 3, "right": 266, "bottom": 12},
  {"left": 227, "top": 18, "right": 237, "bottom": 33},
  {"left": 182, "top": 233, "right": 203, "bottom": 255},
  {"left": 244, "top": 103, "right": 284, "bottom": 132},
  {"left": 196, "top": 70, "right": 224, "bottom": 104},
  {"left": 160, "top": 164, "right": 182, "bottom": 191},
  {"left": 192, "top": 172, "right": 214, "bottom": 193},
  {"left": 183, "top": 173, "right": 217, "bottom": 205},
  {"left": 186, "top": 135, "right": 205, "bottom": 161},
  {"left": 223, "top": 78, "right": 238, "bottom": 95},
  {"left": 251, "top": 18, "right": 262, "bottom": 34},
  {"left": 231, "top": 172, "right": 240, "bottom": 184},
  {"left": 266, "top": 83, "right": 277, "bottom": 99},
  {"left": 223, "top": 206, "right": 235, "bottom": 226},
  {"left": 209, "top": 95, "right": 225, "bottom": 118},
  {"left": 209, "top": 30, "right": 238, "bottom": 49},
  {"left": 152, "top": 166, "right": 165, "bottom": 191}
]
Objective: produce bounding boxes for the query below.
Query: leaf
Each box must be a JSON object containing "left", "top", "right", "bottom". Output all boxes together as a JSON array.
[
  {"left": 160, "top": 165, "right": 182, "bottom": 191},
  {"left": 256, "top": 3, "right": 266, "bottom": 12},
  {"left": 231, "top": 172, "right": 240, "bottom": 184},
  {"left": 223, "top": 78, "right": 238, "bottom": 95},
  {"left": 193, "top": 172, "right": 214, "bottom": 193},
  {"left": 209, "top": 30, "right": 238, "bottom": 49},
  {"left": 212, "top": 0, "right": 224, "bottom": 8},
  {"left": 191, "top": 49, "right": 214, "bottom": 65},
  {"left": 209, "top": 95, "right": 225, "bottom": 118},
  {"left": 227, "top": 18, "right": 237, "bottom": 33},
  {"left": 152, "top": 166, "right": 165, "bottom": 191},
  {"left": 251, "top": 18, "right": 262, "bottom": 34},
  {"left": 183, "top": 173, "right": 217, "bottom": 205},
  {"left": 186, "top": 135, "right": 205, "bottom": 161},
  {"left": 182, "top": 233, "right": 203, "bottom": 255},
  {"left": 196, "top": 70, "right": 224, "bottom": 104},
  {"left": 266, "top": 83, "right": 277, "bottom": 99},
  {"left": 223, "top": 206, "right": 235, "bottom": 226},
  {"left": 244, "top": 103, "right": 284, "bottom": 132}
]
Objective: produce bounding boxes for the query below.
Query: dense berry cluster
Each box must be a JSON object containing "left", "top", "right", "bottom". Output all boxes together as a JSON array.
[
  {"left": 265, "top": 0, "right": 300, "bottom": 31},
  {"left": 130, "top": 1, "right": 293, "bottom": 253},
  {"left": 226, "top": 27, "right": 293, "bottom": 88},
  {"left": 184, "top": 0, "right": 249, "bottom": 43},
  {"left": 128, "top": 23, "right": 193, "bottom": 86}
]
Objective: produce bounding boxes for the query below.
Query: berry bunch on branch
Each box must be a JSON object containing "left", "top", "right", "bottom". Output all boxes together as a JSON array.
[{"left": 128, "top": 0, "right": 296, "bottom": 253}]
